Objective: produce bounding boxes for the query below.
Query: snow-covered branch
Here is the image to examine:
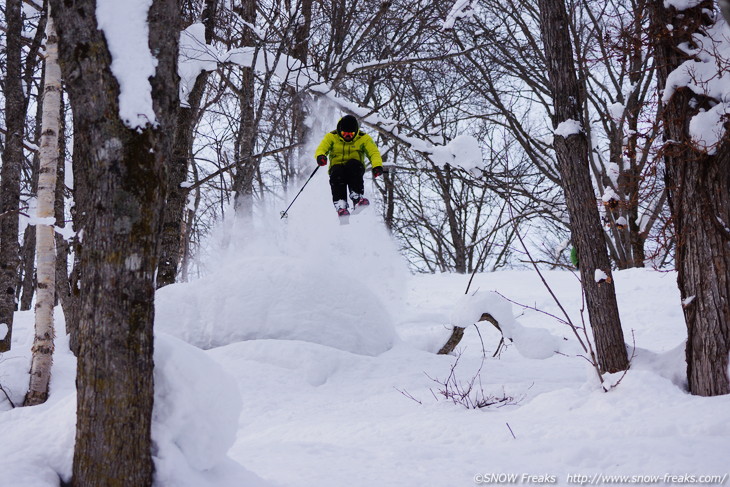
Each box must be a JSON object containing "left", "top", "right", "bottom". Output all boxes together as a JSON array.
[
  {"left": 178, "top": 23, "right": 485, "bottom": 172},
  {"left": 662, "top": 12, "right": 730, "bottom": 153},
  {"left": 344, "top": 46, "right": 483, "bottom": 75}
]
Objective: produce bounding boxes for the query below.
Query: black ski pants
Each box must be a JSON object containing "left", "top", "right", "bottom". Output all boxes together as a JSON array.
[{"left": 329, "top": 158, "right": 364, "bottom": 202}]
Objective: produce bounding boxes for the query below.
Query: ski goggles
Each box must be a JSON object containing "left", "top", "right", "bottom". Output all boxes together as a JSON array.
[{"left": 341, "top": 131, "right": 355, "bottom": 139}]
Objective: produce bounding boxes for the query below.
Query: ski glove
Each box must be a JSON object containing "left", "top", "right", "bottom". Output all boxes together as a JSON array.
[
  {"left": 316, "top": 155, "right": 328, "bottom": 166},
  {"left": 372, "top": 166, "right": 384, "bottom": 178}
]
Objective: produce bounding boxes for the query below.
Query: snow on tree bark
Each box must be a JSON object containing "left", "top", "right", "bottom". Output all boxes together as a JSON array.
[
  {"left": 48, "top": 0, "right": 179, "bottom": 484},
  {"left": 537, "top": 0, "right": 629, "bottom": 373},
  {"left": 649, "top": 0, "right": 730, "bottom": 396}
]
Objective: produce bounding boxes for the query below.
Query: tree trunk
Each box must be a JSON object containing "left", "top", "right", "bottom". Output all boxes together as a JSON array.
[
  {"left": 18, "top": 225, "right": 37, "bottom": 311},
  {"left": 537, "top": 0, "right": 629, "bottom": 373},
  {"left": 55, "top": 91, "right": 71, "bottom": 307},
  {"left": 61, "top": 98, "right": 83, "bottom": 355},
  {"left": 650, "top": 0, "right": 730, "bottom": 396},
  {"left": 157, "top": 0, "right": 218, "bottom": 289},
  {"left": 383, "top": 164, "right": 395, "bottom": 232},
  {"left": 0, "top": 0, "right": 26, "bottom": 352},
  {"left": 157, "top": 0, "right": 218, "bottom": 288},
  {"left": 49, "top": 0, "right": 180, "bottom": 484},
  {"left": 18, "top": 76, "right": 45, "bottom": 312},
  {"left": 157, "top": 77, "right": 205, "bottom": 288},
  {"left": 25, "top": 13, "right": 61, "bottom": 407},
  {"left": 603, "top": 3, "right": 649, "bottom": 270},
  {"left": 232, "top": 0, "right": 258, "bottom": 214},
  {"left": 286, "top": 0, "right": 312, "bottom": 181},
  {"left": 433, "top": 164, "right": 467, "bottom": 273}
]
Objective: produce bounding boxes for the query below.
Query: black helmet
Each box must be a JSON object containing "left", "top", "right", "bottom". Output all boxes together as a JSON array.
[{"left": 337, "top": 115, "right": 359, "bottom": 135}]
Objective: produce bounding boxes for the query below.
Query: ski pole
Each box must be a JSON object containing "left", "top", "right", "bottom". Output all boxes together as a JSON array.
[{"left": 280, "top": 165, "right": 320, "bottom": 219}]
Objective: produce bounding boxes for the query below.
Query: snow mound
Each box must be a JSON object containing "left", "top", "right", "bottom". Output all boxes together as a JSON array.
[
  {"left": 155, "top": 255, "right": 397, "bottom": 356},
  {"left": 450, "top": 291, "right": 561, "bottom": 359},
  {"left": 0, "top": 315, "right": 263, "bottom": 487},
  {"left": 630, "top": 341, "right": 688, "bottom": 390},
  {"left": 153, "top": 333, "right": 272, "bottom": 486},
  {"left": 153, "top": 333, "right": 241, "bottom": 474}
]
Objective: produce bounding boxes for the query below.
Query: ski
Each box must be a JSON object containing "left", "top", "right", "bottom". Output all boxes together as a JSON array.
[{"left": 351, "top": 197, "right": 370, "bottom": 216}]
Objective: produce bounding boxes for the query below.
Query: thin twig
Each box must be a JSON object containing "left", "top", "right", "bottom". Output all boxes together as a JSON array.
[
  {"left": 425, "top": 351, "right": 523, "bottom": 409},
  {"left": 185, "top": 143, "right": 301, "bottom": 192},
  {"left": 0, "top": 383, "right": 16, "bottom": 409},
  {"left": 506, "top": 202, "right": 605, "bottom": 386},
  {"left": 511, "top": 223, "right": 591, "bottom": 353},
  {"left": 492, "top": 337, "right": 505, "bottom": 358},
  {"left": 394, "top": 386, "right": 422, "bottom": 405},
  {"left": 602, "top": 330, "right": 637, "bottom": 391},
  {"left": 0, "top": 207, "right": 30, "bottom": 220},
  {"left": 506, "top": 422, "right": 516, "bottom": 439},
  {"left": 466, "top": 237, "right": 491, "bottom": 295},
  {"left": 0, "top": 127, "right": 39, "bottom": 153},
  {"left": 472, "top": 322, "right": 488, "bottom": 358},
  {"left": 491, "top": 291, "right": 574, "bottom": 328}
]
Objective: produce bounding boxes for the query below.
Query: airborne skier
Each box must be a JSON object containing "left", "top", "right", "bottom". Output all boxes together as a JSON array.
[{"left": 315, "top": 115, "right": 384, "bottom": 218}]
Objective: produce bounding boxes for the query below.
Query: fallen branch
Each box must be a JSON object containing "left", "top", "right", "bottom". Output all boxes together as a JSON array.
[
  {"left": 437, "top": 326, "right": 464, "bottom": 355},
  {"left": 437, "top": 312, "right": 503, "bottom": 355}
]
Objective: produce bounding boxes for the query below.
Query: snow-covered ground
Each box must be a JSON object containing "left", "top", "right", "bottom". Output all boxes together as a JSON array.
[{"left": 1, "top": 170, "right": 729, "bottom": 486}]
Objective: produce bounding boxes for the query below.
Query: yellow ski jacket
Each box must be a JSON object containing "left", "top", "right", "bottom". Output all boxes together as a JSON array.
[{"left": 315, "top": 130, "right": 383, "bottom": 173}]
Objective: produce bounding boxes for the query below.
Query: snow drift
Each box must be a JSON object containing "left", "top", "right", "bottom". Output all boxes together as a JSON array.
[
  {"left": 0, "top": 318, "right": 266, "bottom": 487},
  {"left": 155, "top": 254, "right": 397, "bottom": 356}
]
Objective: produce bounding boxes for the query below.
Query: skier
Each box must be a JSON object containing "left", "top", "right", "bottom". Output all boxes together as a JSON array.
[{"left": 315, "top": 114, "right": 384, "bottom": 218}]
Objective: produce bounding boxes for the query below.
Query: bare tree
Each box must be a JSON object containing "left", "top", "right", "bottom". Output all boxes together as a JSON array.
[
  {"left": 537, "top": 0, "right": 629, "bottom": 373},
  {"left": 157, "top": 0, "right": 219, "bottom": 288},
  {"left": 8, "top": 1, "right": 48, "bottom": 313},
  {"left": 573, "top": 0, "right": 661, "bottom": 268},
  {"left": 0, "top": 0, "right": 27, "bottom": 352},
  {"left": 229, "top": 0, "right": 259, "bottom": 213},
  {"left": 649, "top": 0, "right": 730, "bottom": 396},
  {"left": 443, "top": 0, "right": 666, "bottom": 269},
  {"left": 287, "top": 0, "right": 313, "bottom": 180},
  {"left": 48, "top": 0, "right": 180, "bottom": 485}
]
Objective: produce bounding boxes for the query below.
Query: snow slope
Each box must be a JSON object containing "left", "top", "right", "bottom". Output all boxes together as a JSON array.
[{"left": 1, "top": 167, "right": 729, "bottom": 486}]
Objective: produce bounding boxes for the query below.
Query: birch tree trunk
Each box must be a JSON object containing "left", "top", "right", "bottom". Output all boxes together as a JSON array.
[
  {"left": 650, "top": 0, "right": 730, "bottom": 396},
  {"left": 25, "top": 12, "right": 61, "bottom": 407},
  {"left": 0, "top": 0, "right": 26, "bottom": 352},
  {"left": 537, "top": 0, "right": 629, "bottom": 373},
  {"left": 48, "top": 0, "right": 179, "bottom": 483}
]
